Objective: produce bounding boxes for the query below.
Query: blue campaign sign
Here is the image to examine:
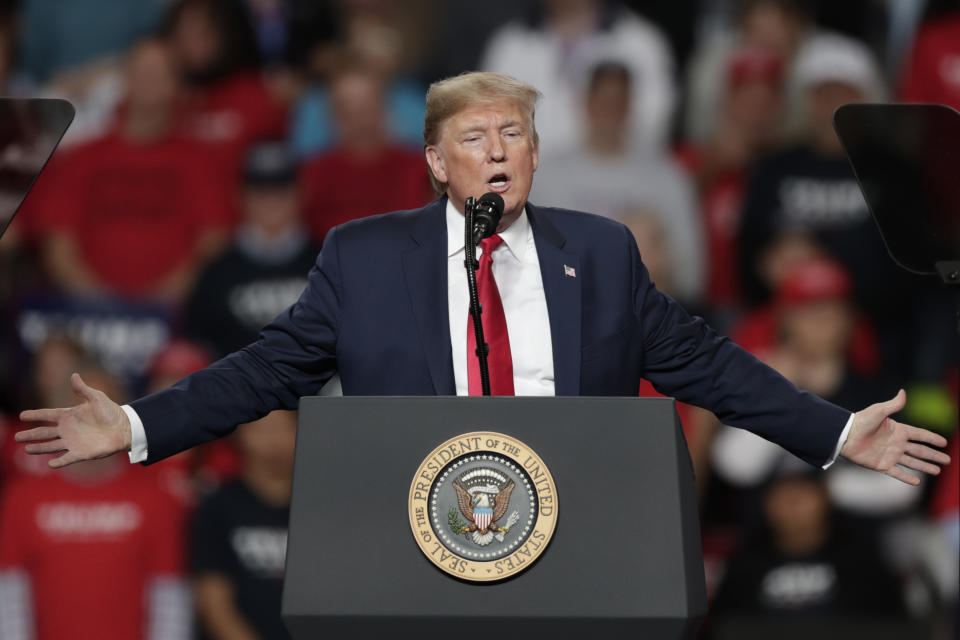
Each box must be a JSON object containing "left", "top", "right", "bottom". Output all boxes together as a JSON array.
[{"left": 13, "top": 295, "right": 174, "bottom": 392}]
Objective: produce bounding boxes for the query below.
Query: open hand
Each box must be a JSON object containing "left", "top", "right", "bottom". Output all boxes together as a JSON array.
[
  {"left": 841, "top": 389, "right": 951, "bottom": 485},
  {"left": 15, "top": 373, "right": 131, "bottom": 469}
]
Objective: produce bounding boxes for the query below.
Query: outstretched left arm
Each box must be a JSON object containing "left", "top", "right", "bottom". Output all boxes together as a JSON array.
[{"left": 842, "top": 389, "right": 951, "bottom": 485}]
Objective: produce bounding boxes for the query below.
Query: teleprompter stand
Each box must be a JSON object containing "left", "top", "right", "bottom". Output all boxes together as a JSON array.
[{"left": 282, "top": 397, "right": 706, "bottom": 639}]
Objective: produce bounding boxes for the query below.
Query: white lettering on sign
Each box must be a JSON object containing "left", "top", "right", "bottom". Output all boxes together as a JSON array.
[{"left": 37, "top": 502, "right": 143, "bottom": 537}]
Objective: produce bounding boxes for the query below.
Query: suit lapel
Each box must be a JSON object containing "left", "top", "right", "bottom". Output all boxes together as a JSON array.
[
  {"left": 402, "top": 198, "right": 456, "bottom": 395},
  {"left": 527, "top": 203, "right": 581, "bottom": 396}
]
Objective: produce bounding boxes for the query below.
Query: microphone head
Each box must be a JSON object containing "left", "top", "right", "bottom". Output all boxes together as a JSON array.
[
  {"left": 470, "top": 192, "right": 506, "bottom": 245},
  {"left": 477, "top": 192, "right": 505, "bottom": 218}
]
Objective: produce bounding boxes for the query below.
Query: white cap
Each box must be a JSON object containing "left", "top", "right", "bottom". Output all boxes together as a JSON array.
[{"left": 793, "top": 33, "right": 885, "bottom": 100}]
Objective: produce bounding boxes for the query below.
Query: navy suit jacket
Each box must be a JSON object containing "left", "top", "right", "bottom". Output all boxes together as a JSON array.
[{"left": 133, "top": 197, "right": 849, "bottom": 466}]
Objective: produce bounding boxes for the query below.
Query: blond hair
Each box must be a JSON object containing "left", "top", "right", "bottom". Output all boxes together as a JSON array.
[{"left": 423, "top": 72, "right": 541, "bottom": 195}]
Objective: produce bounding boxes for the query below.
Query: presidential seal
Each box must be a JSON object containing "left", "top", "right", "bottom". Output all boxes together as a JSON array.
[{"left": 408, "top": 431, "right": 558, "bottom": 582}]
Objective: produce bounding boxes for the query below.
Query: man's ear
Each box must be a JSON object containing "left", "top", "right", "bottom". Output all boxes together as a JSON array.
[
  {"left": 531, "top": 144, "right": 539, "bottom": 173},
  {"left": 425, "top": 146, "right": 447, "bottom": 184}
]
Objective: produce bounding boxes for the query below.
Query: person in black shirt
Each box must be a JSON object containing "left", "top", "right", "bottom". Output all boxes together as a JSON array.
[
  {"left": 737, "top": 34, "right": 902, "bottom": 314},
  {"left": 709, "top": 471, "right": 905, "bottom": 627},
  {"left": 185, "top": 140, "right": 318, "bottom": 358},
  {"left": 191, "top": 410, "right": 296, "bottom": 640}
]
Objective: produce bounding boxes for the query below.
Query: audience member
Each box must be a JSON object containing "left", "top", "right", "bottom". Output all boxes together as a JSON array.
[
  {"left": 187, "top": 140, "right": 318, "bottom": 357},
  {"left": 0, "top": 362, "right": 190, "bottom": 640},
  {"left": 0, "top": 7, "right": 31, "bottom": 96},
  {"left": 0, "top": 335, "right": 88, "bottom": 483},
  {"left": 18, "top": 0, "right": 164, "bottom": 85},
  {"left": 685, "top": 0, "right": 811, "bottom": 143},
  {"left": 481, "top": 0, "right": 676, "bottom": 154},
  {"left": 709, "top": 471, "right": 904, "bottom": 623},
  {"left": 713, "top": 258, "right": 919, "bottom": 517},
  {"left": 299, "top": 68, "right": 432, "bottom": 246},
  {"left": 288, "top": 0, "right": 429, "bottom": 158},
  {"left": 191, "top": 410, "right": 296, "bottom": 640},
  {"left": 241, "top": 0, "right": 289, "bottom": 66},
  {"left": 0, "top": 3, "right": 955, "bottom": 637},
  {"left": 736, "top": 34, "right": 904, "bottom": 324},
  {"left": 931, "top": 435, "right": 958, "bottom": 625},
  {"left": 532, "top": 61, "right": 703, "bottom": 302},
  {"left": 898, "top": 7, "right": 960, "bottom": 110},
  {"left": 36, "top": 39, "right": 233, "bottom": 302},
  {"left": 143, "top": 340, "right": 241, "bottom": 503},
  {"left": 166, "top": 0, "right": 288, "bottom": 183},
  {"left": 22, "top": 0, "right": 165, "bottom": 149},
  {"left": 676, "top": 46, "right": 785, "bottom": 313}
]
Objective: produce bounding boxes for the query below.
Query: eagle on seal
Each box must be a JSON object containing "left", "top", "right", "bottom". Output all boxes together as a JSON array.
[{"left": 453, "top": 478, "right": 515, "bottom": 540}]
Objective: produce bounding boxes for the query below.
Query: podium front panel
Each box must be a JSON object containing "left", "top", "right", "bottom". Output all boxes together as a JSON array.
[{"left": 283, "top": 396, "right": 705, "bottom": 639}]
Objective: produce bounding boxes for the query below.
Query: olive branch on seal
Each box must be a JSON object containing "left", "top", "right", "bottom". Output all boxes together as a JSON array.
[{"left": 448, "top": 507, "right": 469, "bottom": 535}]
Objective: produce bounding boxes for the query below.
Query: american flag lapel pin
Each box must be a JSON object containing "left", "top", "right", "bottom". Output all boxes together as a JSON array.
[{"left": 564, "top": 264, "right": 576, "bottom": 278}]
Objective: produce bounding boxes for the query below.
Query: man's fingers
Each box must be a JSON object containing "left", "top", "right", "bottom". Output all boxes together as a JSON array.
[
  {"left": 71, "top": 372, "right": 99, "bottom": 402},
  {"left": 885, "top": 465, "right": 920, "bottom": 486},
  {"left": 899, "top": 454, "right": 941, "bottom": 476},
  {"left": 18, "top": 408, "right": 66, "bottom": 425},
  {"left": 906, "top": 442, "right": 951, "bottom": 465},
  {"left": 14, "top": 426, "right": 60, "bottom": 442},
  {"left": 49, "top": 450, "right": 84, "bottom": 469},
  {"left": 25, "top": 440, "right": 67, "bottom": 455},
  {"left": 905, "top": 425, "right": 949, "bottom": 448}
]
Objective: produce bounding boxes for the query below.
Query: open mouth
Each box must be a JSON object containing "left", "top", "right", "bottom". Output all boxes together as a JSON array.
[{"left": 487, "top": 173, "right": 510, "bottom": 191}]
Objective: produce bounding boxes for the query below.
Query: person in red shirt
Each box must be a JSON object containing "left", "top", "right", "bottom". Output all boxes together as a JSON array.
[
  {"left": 300, "top": 67, "right": 433, "bottom": 245},
  {"left": 143, "top": 340, "right": 242, "bottom": 503},
  {"left": 0, "top": 460, "right": 189, "bottom": 640},
  {"left": 165, "top": 0, "right": 288, "bottom": 191},
  {"left": 899, "top": 8, "right": 960, "bottom": 110},
  {"left": 0, "top": 363, "right": 189, "bottom": 640},
  {"left": 37, "top": 38, "right": 233, "bottom": 302},
  {"left": 676, "top": 46, "right": 785, "bottom": 312}
]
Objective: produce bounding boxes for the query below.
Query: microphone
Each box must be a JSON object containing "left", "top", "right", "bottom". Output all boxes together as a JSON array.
[{"left": 471, "top": 192, "right": 504, "bottom": 246}]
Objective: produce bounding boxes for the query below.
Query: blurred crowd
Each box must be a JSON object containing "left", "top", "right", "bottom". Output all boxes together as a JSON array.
[{"left": 0, "top": 0, "right": 957, "bottom": 638}]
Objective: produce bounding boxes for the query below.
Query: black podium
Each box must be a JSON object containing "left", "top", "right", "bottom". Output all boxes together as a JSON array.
[{"left": 282, "top": 397, "right": 706, "bottom": 639}]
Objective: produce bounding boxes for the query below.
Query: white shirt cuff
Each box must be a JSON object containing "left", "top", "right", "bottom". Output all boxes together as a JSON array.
[
  {"left": 822, "top": 412, "right": 855, "bottom": 470},
  {"left": 122, "top": 404, "right": 148, "bottom": 463}
]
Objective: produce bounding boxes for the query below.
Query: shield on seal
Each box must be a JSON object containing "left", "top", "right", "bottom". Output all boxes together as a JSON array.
[{"left": 474, "top": 507, "right": 493, "bottom": 531}]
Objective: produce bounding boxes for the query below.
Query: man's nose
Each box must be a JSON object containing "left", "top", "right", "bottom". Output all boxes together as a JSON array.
[{"left": 487, "top": 136, "right": 505, "bottom": 161}]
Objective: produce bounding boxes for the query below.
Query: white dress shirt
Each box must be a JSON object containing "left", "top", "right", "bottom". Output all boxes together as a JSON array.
[
  {"left": 446, "top": 200, "right": 555, "bottom": 396},
  {"left": 126, "top": 199, "right": 851, "bottom": 467}
]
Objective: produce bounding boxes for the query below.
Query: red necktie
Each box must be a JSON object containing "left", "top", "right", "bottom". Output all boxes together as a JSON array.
[{"left": 467, "top": 235, "right": 515, "bottom": 395}]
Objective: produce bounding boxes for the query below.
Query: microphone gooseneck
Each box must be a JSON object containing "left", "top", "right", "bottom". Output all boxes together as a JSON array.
[{"left": 464, "top": 196, "right": 492, "bottom": 396}]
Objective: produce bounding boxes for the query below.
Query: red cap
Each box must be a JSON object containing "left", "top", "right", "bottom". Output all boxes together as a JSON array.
[
  {"left": 728, "top": 47, "right": 784, "bottom": 87},
  {"left": 777, "top": 257, "right": 852, "bottom": 307},
  {"left": 148, "top": 340, "right": 212, "bottom": 380}
]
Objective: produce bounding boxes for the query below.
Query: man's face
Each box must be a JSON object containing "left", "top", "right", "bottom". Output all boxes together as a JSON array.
[{"left": 425, "top": 100, "right": 539, "bottom": 227}]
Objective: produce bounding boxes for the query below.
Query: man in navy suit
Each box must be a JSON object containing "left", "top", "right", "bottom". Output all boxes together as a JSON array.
[{"left": 17, "top": 72, "right": 949, "bottom": 484}]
